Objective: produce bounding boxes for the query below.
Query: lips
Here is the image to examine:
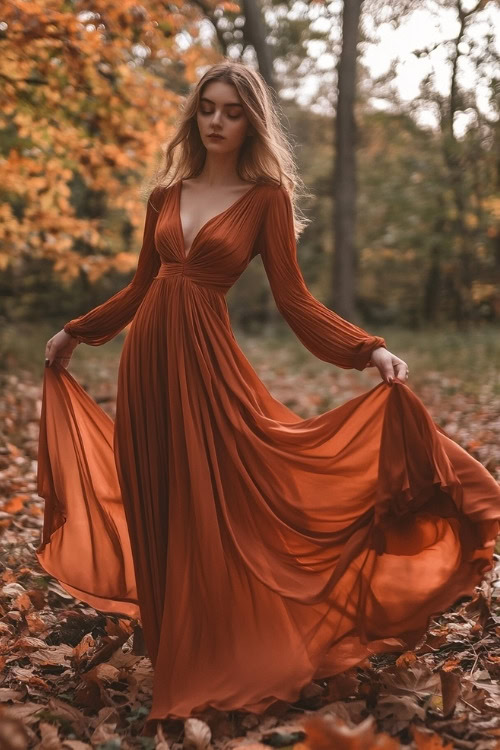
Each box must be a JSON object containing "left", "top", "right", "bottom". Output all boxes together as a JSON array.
[{"left": 208, "top": 134, "right": 224, "bottom": 140}]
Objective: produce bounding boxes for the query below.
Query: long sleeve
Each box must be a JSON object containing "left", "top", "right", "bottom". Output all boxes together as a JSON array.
[
  {"left": 63, "top": 187, "right": 164, "bottom": 346},
  {"left": 256, "top": 185, "right": 387, "bottom": 371}
]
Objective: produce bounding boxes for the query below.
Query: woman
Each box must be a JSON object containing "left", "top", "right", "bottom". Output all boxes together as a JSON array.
[{"left": 39, "top": 61, "right": 500, "bottom": 729}]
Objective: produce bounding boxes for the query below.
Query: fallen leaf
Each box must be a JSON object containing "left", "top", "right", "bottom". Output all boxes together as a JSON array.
[
  {"left": 395, "top": 652, "right": 417, "bottom": 668},
  {"left": 411, "top": 724, "right": 454, "bottom": 749},
  {"left": 439, "top": 669, "right": 461, "bottom": 717},
  {"left": 183, "top": 717, "right": 212, "bottom": 749}
]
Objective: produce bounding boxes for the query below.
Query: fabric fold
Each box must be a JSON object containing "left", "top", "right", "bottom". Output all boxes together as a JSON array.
[
  {"left": 37, "top": 179, "right": 500, "bottom": 723},
  {"left": 37, "top": 364, "right": 139, "bottom": 619},
  {"left": 257, "top": 186, "right": 387, "bottom": 371}
]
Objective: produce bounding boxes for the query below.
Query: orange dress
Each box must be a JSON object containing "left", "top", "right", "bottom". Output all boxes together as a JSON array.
[{"left": 37, "top": 180, "right": 500, "bottom": 722}]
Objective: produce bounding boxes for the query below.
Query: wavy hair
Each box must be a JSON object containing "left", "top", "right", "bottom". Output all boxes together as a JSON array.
[{"left": 143, "top": 60, "right": 312, "bottom": 238}]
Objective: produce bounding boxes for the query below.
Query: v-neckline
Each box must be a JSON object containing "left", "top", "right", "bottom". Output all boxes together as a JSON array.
[{"left": 176, "top": 179, "right": 259, "bottom": 260}]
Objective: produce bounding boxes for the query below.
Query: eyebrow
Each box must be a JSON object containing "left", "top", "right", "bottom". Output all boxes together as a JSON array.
[{"left": 200, "top": 97, "right": 243, "bottom": 107}]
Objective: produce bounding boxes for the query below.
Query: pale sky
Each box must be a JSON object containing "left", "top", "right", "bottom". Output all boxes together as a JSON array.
[
  {"left": 292, "top": 2, "right": 500, "bottom": 132},
  {"left": 185, "top": 2, "right": 499, "bottom": 133}
]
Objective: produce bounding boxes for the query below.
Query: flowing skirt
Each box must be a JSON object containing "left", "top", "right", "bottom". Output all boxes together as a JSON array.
[{"left": 37, "top": 278, "right": 500, "bottom": 721}]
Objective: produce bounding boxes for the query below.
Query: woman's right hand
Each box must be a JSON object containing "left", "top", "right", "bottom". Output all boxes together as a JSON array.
[{"left": 45, "top": 329, "right": 80, "bottom": 369}]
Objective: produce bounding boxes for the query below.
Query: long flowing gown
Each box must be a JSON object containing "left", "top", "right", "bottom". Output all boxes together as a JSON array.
[{"left": 36, "top": 179, "right": 500, "bottom": 723}]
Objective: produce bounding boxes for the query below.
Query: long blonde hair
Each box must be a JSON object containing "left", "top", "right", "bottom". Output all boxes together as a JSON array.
[{"left": 144, "top": 60, "right": 312, "bottom": 237}]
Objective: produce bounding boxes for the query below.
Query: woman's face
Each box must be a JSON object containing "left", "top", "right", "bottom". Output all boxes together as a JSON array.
[{"left": 196, "top": 80, "right": 252, "bottom": 155}]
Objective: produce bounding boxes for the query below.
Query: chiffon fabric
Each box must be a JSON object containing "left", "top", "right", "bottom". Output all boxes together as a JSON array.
[{"left": 37, "top": 180, "right": 500, "bottom": 723}]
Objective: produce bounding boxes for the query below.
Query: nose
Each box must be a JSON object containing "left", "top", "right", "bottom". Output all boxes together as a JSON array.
[{"left": 210, "top": 110, "right": 223, "bottom": 127}]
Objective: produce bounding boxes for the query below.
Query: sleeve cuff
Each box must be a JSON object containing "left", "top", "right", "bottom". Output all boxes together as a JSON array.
[
  {"left": 353, "top": 338, "right": 387, "bottom": 371},
  {"left": 64, "top": 324, "right": 84, "bottom": 344}
]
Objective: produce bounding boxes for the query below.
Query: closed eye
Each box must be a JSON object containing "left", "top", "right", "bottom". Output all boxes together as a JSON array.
[{"left": 199, "top": 109, "right": 241, "bottom": 120}]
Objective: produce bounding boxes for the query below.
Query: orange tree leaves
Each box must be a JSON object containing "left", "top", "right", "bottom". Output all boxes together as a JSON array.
[{"left": 0, "top": 0, "right": 216, "bottom": 281}]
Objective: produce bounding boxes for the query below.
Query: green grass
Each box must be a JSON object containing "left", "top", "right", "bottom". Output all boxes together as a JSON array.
[
  {"left": 234, "top": 321, "right": 500, "bottom": 394},
  {"left": 1, "top": 320, "right": 124, "bottom": 390},
  {"left": 2, "top": 319, "right": 500, "bottom": 395}
]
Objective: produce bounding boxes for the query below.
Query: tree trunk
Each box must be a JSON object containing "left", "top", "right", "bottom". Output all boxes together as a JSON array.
[
  {"left": 241, "top": 0, "right": 276, "bottom": 93},
  {"left": 332, "top": 0, "right": 363, "bottom": 321}
]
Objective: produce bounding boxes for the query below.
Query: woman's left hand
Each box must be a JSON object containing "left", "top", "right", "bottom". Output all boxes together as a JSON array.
[{"left": 369, "top": 346, "right": 409, "bottom": 385}]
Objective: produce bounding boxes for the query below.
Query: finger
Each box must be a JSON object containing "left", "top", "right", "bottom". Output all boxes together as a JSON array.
[
  {"left": 394, "top": 362, "right": 408, "bottom": 381},
  {"left": 384, "top": 364, "right": 396, "bottom": 385}
]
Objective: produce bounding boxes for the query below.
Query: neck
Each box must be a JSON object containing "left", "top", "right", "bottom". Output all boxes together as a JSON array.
[{"left": 196, "top": 153, "right": 242, "bottom": 186}]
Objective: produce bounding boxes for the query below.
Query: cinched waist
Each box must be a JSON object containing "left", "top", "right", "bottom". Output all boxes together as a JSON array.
[
  {"left": 154, "top": 262, "right": 183, "bottom": 279},
  {"left": 153, "top": 262, "right": 231, "bottom": 294}
]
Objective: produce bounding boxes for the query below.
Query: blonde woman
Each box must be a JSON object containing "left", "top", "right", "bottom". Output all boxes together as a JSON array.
[{"left": 40, "top": 61, "right": 500, "bottom": 732}]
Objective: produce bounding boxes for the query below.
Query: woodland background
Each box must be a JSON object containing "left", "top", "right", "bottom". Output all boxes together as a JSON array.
[
  {"left": 1, "top": 1, "right": 500, "bottom": 749},
  {"left": 0, "top": 0, "right": 499, "bottom": 338}
]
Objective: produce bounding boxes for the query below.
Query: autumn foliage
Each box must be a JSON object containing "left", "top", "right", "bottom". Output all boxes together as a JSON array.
[{"left": 0, "top": 0, "right": 216, "bottom": 281}]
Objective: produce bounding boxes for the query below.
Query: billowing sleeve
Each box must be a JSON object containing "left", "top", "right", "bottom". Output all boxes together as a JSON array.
[
  {"left": 256, "top": 186, "right": 387, "bottom": 371},
  {"left": 63, "top": 187, "right": 164, "bottom": 346}
]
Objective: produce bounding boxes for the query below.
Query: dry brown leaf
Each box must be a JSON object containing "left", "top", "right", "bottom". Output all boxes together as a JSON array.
[
  {"left": 82, "top": 662, "right": 121, "bottom": 687},
  {"left": 395, "top": 652, "right": 417, "bottom": 668},
  {"left": 375, "top": 694, "right": 425, "bottom": 724},
  {"left": 26, "top": 589, "right": 46, "bottom": 609},
  {"left": 38, "top": 720, "right": 63, "bottom": 749},
  {"left": 301, "top": 713, "right": 397, "bottom": 750},
  {"left": 27, "top": 675, "right": 51, "bottom": 692},
  {"left": 318, "top": 699, "right": 367, "bottom": 725},
  {"left": 325, "top": 668, "right": 360, "bottom": 701},
  {"left": 2, "top": 496, "right": 28, "bottom": 514},
  {"left": 13, "top": 593, "right": 32, "bottom": 612},
  {"left": 30, "top": 644, "right": 73, "bottom": 666},
  {"left": 154, "top": 721, "right": 171, "bottom": 749},
  {"left": 42, "top": 698, "right": 91, "bottom": 740},
  {"left": 465, "top": 592, "right": 491, "bottom": 633},
  {"left": 89, "top": 722, "right": 120, "bottom": 745},
  {"left": 14, "top": 637, "right": 47, "bottom": 651},
  {"left": 440, "top": 658, "right": 460, "bottom": 671},
  {"left": 74, "top": 681, "right": 103, "bottom": 712},
  {"left": 183, "top": 717, "right": 212, "bottom": 749},
  {"left": 300, "top": 682, "right": 325, "bottom": 701},
  {"left": 104, "top": 616, "right": 134, "bottom": 638},
  {"left": 72, "top": 633, "right": 95, "bottom": 664},
  {"left": 0, "top": 715, "right": 30, "bottom": 750},
  {"left": 1, "top": 569, "right": 17, "bottom": 584},
  {"left": 2, "top": 584, "right": 27, "bottom": 597},
  {"left": 0, "top": 702, "right": 46, "bottom": 726},
  {"left": 439, "top": 669, "right": 461, "bottom": 717},
  {"left": 411, "top": 724, "right": 454, "bottom": 749},
  {"left": 0, "top": 689, "right": 24, "bottom": 701},
  {"left": 25, "top": 612, "right": 47, "bottom": 634},
  {"left": 379, "top": 664, "right": 440, "bottom": 698},
  {"left": 10, "top": 667, "right": 36, "bottom": 683}
]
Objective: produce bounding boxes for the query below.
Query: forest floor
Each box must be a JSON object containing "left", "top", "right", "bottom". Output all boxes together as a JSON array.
[{"left": 0, "top": 323, "right": 499, "bottom": 750}]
